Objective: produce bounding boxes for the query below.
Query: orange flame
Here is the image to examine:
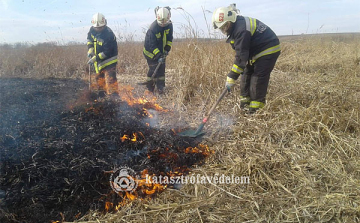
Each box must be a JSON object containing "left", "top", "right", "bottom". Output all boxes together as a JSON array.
[
  {"left": 105, "top": 170, "right": 168, "bottom": 212},
  {"left": 185, "top": 144, "right": 213, "bottom": 156},
  {"left": 120, "top": 132, "right": 141, "bottom": 142},
  {"left": 131, "top": 133, "right": 137, "bottom": 142},
  {"left": 136, "top": 169, "right": 168, "bottom": 195},
  {"left": 125, "top": 191, "right": 137, "bottom": 200},
  {"left": 120, "top": 134, "right": 130, "bottom": 142},
  {"left": 105, "top": 201, "right": 113, "bottom": 212},
  {"left": 117, "top": 84, "right": 167, "bottom": 112}
]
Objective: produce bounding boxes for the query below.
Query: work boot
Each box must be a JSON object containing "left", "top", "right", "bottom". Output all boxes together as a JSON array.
[
  {"left": 240, "top": 101, "right": 250, "bottom": 109},
  {"left": 248, "top": 101, "right": 265, "bottom": 114},
  {"left": 157, "top": 87, "right": 166, "bottom": 95},
  {"left": 156, "top": 77, "right": 165, "bottom": 94},
  {"left": 248, "top": 107, "right": 259, "bottom": 114},
  {"left": 146, "top": 79, "right": 155, "bottom": 93},
  {"left": 240, "top": 96, "right": 250, "bottom": 110}
]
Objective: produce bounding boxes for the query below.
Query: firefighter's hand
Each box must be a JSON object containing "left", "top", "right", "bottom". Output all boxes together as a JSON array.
[
  {"left": 158, "top": 57, "right": 165, "bottom": 63},
  {"left": 164, "top": 50, "right": 169, "bottom": 56},
  {"left": 164, "top": 45, "right": 171, "bottom": 52},
  {"left": 87, "top": 48, "right": 94, "bottom": 58},
  {"left": 225, "top": 76, "right": 236, "bottom": 92},
  {"left": 154, "top": 53, "right": 162, "bottom": 61},
  {"left": 87, "top": 56, "right": 96, "bottom": 64}
]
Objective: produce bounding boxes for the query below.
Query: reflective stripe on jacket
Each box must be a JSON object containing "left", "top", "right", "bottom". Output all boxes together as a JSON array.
[
  {"left": 143, "top": 20, "right": 173, "bottom": 60},
  {"left": 226, "top": 16, "right": 280, "bottom": 80},
  {"left": 87, "top": 26, "right": 118, "bottom": 73}
]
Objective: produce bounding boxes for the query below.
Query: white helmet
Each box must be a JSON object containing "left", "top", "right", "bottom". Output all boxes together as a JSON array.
[
  {"left": 155, "top": 7, "right": 171, "bottom": 27},
  {"left": 212, "top": 4, "right": 239, "bottom": 29},
  {"left": 91, "top": 13, "right": 107, "bottom": 28}
]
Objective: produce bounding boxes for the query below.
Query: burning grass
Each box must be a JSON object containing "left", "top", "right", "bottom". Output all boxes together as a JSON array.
[
  {"left": 1, "top": 33, "right": 360, "bottom": 222},
  {"left": 0, "top": 78, "right": 212, "bottom": 222}
]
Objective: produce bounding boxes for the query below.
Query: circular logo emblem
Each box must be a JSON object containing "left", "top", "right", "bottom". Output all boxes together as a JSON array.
[
  {"left": 109, "top": 166, "right": 138, "bottom": 193},
  {"left": 219, "top": 13, "right": 224, "bottom": 22}
]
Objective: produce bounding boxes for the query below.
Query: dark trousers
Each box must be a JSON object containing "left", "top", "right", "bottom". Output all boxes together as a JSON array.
[
  {"left": 146, "top": 58, "right": 165, "bottom": 92},
  {"left": 240, "top": 52, "right": 280, "bottom": 104},
  {"left": 95, "top": 64, "right": 118, "bottom": 95}
]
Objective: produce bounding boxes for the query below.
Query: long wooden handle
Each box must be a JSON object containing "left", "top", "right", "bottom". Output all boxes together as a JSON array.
[
  {"left": 194, "top": 88, "right": 228, "bottom": 135},
  {"left": 88, "top": 64, "right": 91, "bottom": 92},
  {"left": 205, "top": 88, "right": 228, "bottom": 119},
  {"left": 151, "top": 55, "right": 167, "bottom": 79},
  {"left": 151, "top": 62, "right": 162, "bottom": 79}
]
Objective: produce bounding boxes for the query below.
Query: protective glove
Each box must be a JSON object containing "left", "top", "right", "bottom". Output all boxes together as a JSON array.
[
  {"left": 87, "top": 56, "right": 96, "bottom": 64},
  {"left": 164, "top": 45, "right": 171, "bottom": 52},
  {"left": 164, "top": 50, "right": 169, "bottom": 56},
  {"left": 158, "top": 57, "right": 165, "bottom": 63},
  {"left": 87, "top": 48, "right": 94, "bottom": 58},
  {"left": 225, "top": 76, "right": 236, "bottom": 92},
  {"left": 154, "top": 52, "right": 162, "bottom": 62}
]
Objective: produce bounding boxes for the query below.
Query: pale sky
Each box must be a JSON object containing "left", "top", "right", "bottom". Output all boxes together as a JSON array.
[{"left": 0, "top": 0, "right": 359, "bottom": 44}]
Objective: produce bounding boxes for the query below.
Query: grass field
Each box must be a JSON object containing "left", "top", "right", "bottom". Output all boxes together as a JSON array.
[{"left": 0, "top": 33, "right": 359, "bottom": 222}]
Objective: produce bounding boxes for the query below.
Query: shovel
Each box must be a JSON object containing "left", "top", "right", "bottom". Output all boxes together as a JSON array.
[{"left": 178, "top": 88, "right": 228, "bottom": 138}]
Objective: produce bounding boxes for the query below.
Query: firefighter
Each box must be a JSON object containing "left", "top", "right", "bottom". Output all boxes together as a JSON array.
[
  {"left": 212, "top": 4, "right": 281, "bottom": 114},
  {"left": 87, "top": 13, "right": 119, "bottom": 99},
  {"left": 143, "top": 6, "right": 173, "bottom": 94}
]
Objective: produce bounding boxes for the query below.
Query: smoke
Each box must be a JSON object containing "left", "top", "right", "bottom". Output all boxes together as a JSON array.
[
  {"left": 144, "top": 109, "right": 159, "bottom": 128},
  {"left": 213, "top": 112, "right": 235, "bottom": 128}
]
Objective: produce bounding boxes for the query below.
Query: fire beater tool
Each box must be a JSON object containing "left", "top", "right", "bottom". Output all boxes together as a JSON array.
[
  {"left": 178, "top": 88, "right": 228, "bottom": 138},
  {"left": 137, "top": 55, "right": 167, "bottom": 85}
]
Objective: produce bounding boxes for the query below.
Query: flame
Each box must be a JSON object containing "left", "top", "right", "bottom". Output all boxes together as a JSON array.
[
  {"left": 185, "top": 144, "right": 213, "bottom": 156},
  {"left": 104, "top": 144, "right": 212, "bottom": 213},
  {"left": 137, "top": 169, "right": 167, "bottom": 195},
  {"left": 104, "top": 143, "right": 212, "bottom": 212},
  {"left": 117, "top": 84, "right": 167, "bottom": 112},
  {"left": 105, "top": 170, "right": 168, "bottom": 213},
  {"left": 131, "top": 133, "right": 137, "bottom": 142},
  {"left": 105, "top": 201, "right": 113, "bottom": 212},
  {"left": 125, "top": 191, "right": 137, "bottom": 200},
  {"left": 83, "top": 79, "right": 167, "bottom": 113},
  {"left": 94, "top": 77, "right": 119, "bottom": 95},
  {"left": 61, "top": 79, "right": 213, "bottom": 219},
  {"left": 143, "top": 109, "right": 154, "bottom": 118},
  {"left": 86, "top": 85, "right": 213, "bottom": 214},
  {"left": 120, "top": 132, "right": 141, "bottom": 142},
  {"left": 120, "top": 134, "right": 130, "bottom": 142}
]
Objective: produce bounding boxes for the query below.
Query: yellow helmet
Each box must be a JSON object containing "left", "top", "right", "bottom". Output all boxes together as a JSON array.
[
  {"left": 91, "top": 13, "right": 107, "bottom": 28},
  {"left": 212, "top": 4, "right": 239, "bottom": 29}
]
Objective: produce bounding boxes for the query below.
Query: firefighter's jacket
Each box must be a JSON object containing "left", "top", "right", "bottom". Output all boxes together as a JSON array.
[
  {"left": 143, "top": 20, "right": 173, "bottom": 60},
  {"left": 87, "top": 26, "right": 118, "bottom": 73},
  {"left": 227, "top": 16, "right": 280, "bottom": 80}
]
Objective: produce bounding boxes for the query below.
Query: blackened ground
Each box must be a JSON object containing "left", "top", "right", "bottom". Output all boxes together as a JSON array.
[{"left": 0, "top": 78, "right": 208, "bottom": 223}]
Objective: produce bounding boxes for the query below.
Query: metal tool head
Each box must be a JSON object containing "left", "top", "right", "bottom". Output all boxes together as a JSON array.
[{"left": 177, "top": 129, "right": 206, "bottom": 138}]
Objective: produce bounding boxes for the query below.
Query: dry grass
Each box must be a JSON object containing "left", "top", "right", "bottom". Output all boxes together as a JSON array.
[{"left": 1, "top": 33, "right": 360, "bottom": 222}]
